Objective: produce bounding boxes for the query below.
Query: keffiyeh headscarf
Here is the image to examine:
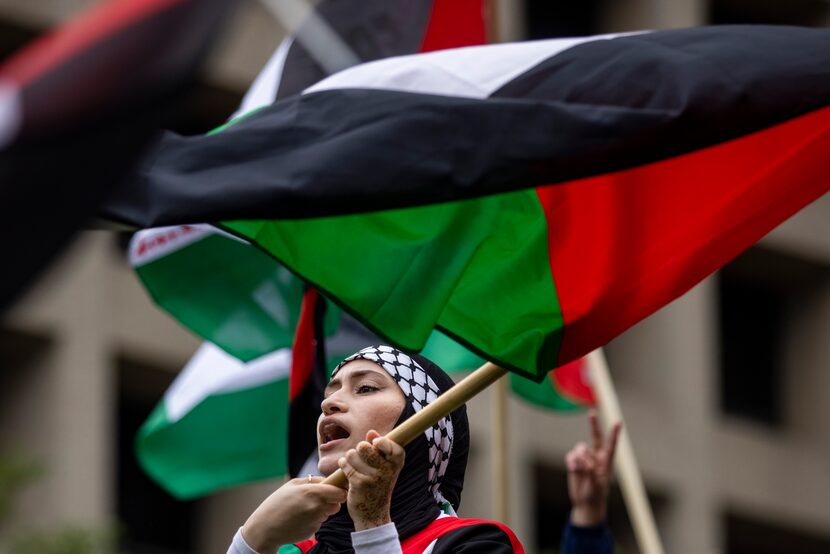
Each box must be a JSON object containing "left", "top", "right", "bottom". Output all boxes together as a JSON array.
[{"left": 312, "top": 345, "right": 470, "bottom": 554}]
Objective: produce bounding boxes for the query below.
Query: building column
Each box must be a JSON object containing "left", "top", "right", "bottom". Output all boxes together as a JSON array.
[{"left": 2, "top": 233, "right": 115, "bottom": 527}]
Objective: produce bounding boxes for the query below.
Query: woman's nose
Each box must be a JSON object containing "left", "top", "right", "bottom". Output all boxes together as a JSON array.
[{"left": 321, "top": 392, "right": 346, "bottom": 415}]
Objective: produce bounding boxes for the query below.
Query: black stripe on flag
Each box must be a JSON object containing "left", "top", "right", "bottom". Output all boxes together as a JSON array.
[{"left": 101, "top": 25, "right": 830, "bottom": 227}]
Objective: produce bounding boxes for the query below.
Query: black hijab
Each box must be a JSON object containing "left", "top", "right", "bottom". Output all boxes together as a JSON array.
[{"left": 310, "top": 346, "right": 470, "bottom": 554}]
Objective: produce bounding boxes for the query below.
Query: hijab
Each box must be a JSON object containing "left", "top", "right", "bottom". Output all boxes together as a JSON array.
[{"left": 311, "top": 345, "right": 470, "bottom": 554}]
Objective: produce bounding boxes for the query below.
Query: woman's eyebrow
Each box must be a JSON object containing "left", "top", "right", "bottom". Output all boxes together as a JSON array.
[{"left": 325, "top": 368, "right": 386, "bottom": 392}]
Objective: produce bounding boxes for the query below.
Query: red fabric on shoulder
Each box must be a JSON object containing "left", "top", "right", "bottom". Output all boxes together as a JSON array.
[
  {"left": 401, "top": 516, "right": 524, "bottom": 553},
  {"left": 293, "top": 538, "right": 316, "bottom": 553}
]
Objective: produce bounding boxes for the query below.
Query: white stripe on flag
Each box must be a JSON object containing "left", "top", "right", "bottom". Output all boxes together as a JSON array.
[
  {"left": 305, "top": 33, "right": 643, "bottom": 100},
  {"left": 165, "top": 343, "right": 292, "bottom": 422},
  {"left": 232, "top": 37, "right": 294, "bottom": 119},
  {"left": 0, "top": 80, "right": 22, "bottom": 150},
  {"left": 129, "top": 224, "right": 248, "bottom": 266}
]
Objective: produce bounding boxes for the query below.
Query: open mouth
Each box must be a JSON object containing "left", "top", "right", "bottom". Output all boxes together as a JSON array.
[{"left": 319, "top": 420, "right": 350, "bottom": 445}]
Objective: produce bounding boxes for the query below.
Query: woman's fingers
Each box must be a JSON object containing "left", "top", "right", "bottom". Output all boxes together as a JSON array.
[
  {"left": 606, "top": 422, "right": 622, "bottom": 465},
  {"left": 372, "top": 436, "right": 405, "bottom": 465},
  {"left": 589, "top": 410, "right": 604, "bottom": 452},
  {"left": 349, "top": 444, "right": 382, "bottom": 473},
  {"left": 566, "top": 443, "right": 597, "bottom": 474}
]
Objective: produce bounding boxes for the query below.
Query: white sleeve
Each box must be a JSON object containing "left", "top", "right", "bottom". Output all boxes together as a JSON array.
[
  {"left": 228, "top": 527, "right": 261, "bottom": 554},
  {"left": 351, "top": 522, "right": 402, "bottom": 554}
]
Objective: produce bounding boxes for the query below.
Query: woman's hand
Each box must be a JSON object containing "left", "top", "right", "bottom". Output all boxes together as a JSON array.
[
  {"left": 566, "top": 410, "right": 621, "bottom": 527},
  {"left": 241, "top": 477, "right": 347, "bottom": 553},
  {"left": 338, "top": 429, "right": 405, "bottom": 531}
]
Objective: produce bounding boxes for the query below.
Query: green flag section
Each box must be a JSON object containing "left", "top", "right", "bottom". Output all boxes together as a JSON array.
[
  {"left": 129, "top": 225, "right": 306, "bottom": 361},
  {"left": 136, "top": 343, "right": 292, "bottom": 499},
  {"left": 509, "top": 357, "right": 595, "bottom": 412},
  {"left": 424, "top": 331, "right": 594, "bottom": 412},
  {"left": 223, "top": 189, "right": 565, "bottom": 381}
]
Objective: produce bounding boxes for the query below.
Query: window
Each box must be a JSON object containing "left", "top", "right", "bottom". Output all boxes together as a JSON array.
[
  {"left": 709, "top": 0, "right": 829, "bottom": 26},
  {"left": 725, "top": 511, "right": 830, "bottom": 554},
  {"left": 533, "top": 459, "right": 667, "bottom": 553},
  {"left": 524, "top": 0, "right": 601, "bottom": 39},
  {"left": 117, "top": 358, "right": 200, "bottom": 553},
  {"left": 718, "top": 246, "right": 830, "bottom": 425}
]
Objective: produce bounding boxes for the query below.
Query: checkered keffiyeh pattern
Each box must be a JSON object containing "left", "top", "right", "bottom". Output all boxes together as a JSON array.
[{"left": 333, "top": 345, "right": 454, "bottom": 505}]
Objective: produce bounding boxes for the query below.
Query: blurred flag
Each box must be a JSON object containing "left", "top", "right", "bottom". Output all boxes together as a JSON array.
[
  {"left": 0, "top": 0, "right": 231, "bottom": 311},
  {"left": 135, "top": 298, "right": 357, "bottom": 500},
  {"left": 286, "top": 288, "right": 331, "bottom": 478},
  {"left": 129, "top": 225, "right": 306, "bottom": 362},
  {"left": 510, "top": 358, "right": 595, "bottom": 412},
  {"left": 136, "top": 343, "right": 293, "bottom": 499}
]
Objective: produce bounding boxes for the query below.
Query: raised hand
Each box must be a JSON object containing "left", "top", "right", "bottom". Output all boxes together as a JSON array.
[{"left": 565, "top": 410, "right": 621, "bottom": 526}]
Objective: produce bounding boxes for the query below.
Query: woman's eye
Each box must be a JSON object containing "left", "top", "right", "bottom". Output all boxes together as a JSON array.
[{"left": 356, "top": 384, "right": 378, "bottom": 394}]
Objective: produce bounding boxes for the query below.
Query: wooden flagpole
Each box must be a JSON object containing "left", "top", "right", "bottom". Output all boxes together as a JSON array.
[
  {"left": 491, "top": 375, "right": 510, "bottom": 524},
  {"left": 324, "top": 362, "right": 508, "bottom": 489},
  {"left": 587, "top": 349, "right": 665, "bottom": 554}
]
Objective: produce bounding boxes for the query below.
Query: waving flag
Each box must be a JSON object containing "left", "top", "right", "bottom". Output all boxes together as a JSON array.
[
  {"left": 0, "top": 0, "right": 231, "bottom": 310},
  {"left": 130, "top": 225, "right": 306, "bottom": 362},
  {"left": 136, "top": 343, "right": 293, "bottom": 499},
  {"left": 111, "top": 25, "right": 830, "bottom": 380}
]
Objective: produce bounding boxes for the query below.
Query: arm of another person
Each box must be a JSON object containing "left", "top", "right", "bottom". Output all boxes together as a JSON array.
[{"left": 560, "top": 410, "right": 620, "bottom": 554}]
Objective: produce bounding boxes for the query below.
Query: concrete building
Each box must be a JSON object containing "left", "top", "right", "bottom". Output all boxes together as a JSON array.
[{"left": 1, "top": 1, "right": 829, "bottom": 552}]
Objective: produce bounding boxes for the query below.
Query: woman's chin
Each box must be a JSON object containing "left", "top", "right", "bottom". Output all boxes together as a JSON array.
[{"left": 317, "top": 455, "right": 339, "bottom": 476}]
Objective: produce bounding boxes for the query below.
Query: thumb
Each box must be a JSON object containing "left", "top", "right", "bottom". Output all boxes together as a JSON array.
[{"left": 365, "top": 429, "right": 381, "bottom": 442}]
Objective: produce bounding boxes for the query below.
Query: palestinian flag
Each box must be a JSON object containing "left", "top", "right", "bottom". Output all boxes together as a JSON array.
[
  {"left": 136, "top": 343, "right": 292, "bottom": 499},
  {"left": 129, "top": 225, "right": 308, "bottom": 361},
  {"left": 104, "top": 26, "right": 830, "bottom": 379},
  {"left": 0, "top": 0, "right": 230, "bottom": 311},
  {"left": 287, "top": 288, "right": 330, "bottom": 477}
]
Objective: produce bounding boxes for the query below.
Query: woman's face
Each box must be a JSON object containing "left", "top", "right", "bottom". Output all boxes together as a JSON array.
[{"left": 317, "top": 359, "right": 406, "bottom": 476}]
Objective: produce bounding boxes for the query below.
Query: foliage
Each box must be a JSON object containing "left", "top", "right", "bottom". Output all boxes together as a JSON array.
[
  {"left": 0, "top": 453, "right": 117, "bottom": 554},
  {"left": 0, "top": 455, "right": 41, "bottom": 523},
  {"left": 7, "top": 526, "right": 118, "bottom": 554}
]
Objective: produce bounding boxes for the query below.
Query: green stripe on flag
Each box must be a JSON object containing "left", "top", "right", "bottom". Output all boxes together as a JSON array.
[
  {"left": 421, "top": 330, "right": 485, "bottom": 372},
  {"left": 133, "top": 230, "right": 304, "bottom": 361},
  {"left": 137, "top": 379, "right": 290, "bottom": 499},
  {"left": 224, "top": 189, "right": 564, "bottom": 380},
  {"left": 424, "top": 329, "right": 587, "bottom": 411}
]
